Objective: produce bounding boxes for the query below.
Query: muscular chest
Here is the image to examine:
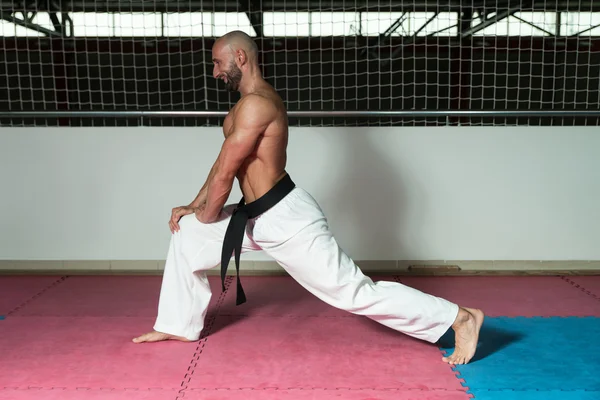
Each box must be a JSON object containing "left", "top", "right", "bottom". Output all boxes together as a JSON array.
[
  {"left": 222, "top": 107, "right": 238, "bottom": 138},
  {"left": 223, "top": 115, "right": 233, "bottom": 137}
]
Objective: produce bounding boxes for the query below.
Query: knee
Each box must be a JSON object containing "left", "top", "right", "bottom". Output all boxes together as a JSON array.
[
  {"left": 176, "top": 214, "right": 213, "bottom": 241},
  {"left": 173, "top": 215, "right": 208, "bottom": 256},
  {"left": 173, "top": 214, "right": 199, "bottom": 246},
  {"left": 173, "top": 214, "right": 222, "bottom": 271},
  {"left": 178, "top": 213, "right": 200, "bottom": 230}
]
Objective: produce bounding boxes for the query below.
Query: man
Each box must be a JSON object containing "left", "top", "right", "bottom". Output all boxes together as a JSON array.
[{"left": 133, "top": 30, "right": 484, "bottom": 365}]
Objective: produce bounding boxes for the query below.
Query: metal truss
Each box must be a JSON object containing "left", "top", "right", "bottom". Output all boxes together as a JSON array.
[
  {"left": 239, "top": 0, "right": 263, "bottom": 37},
  {"left": 2, "top": 0, "right": 598, "bottom": 39},
  {"left": 362, "top": 12, "right": 408, "bottom": 58},
  {"left": 460, "top": 7, "right": 519, "bottom": 36},
  {"left": 1, "top": 0, "right": 72, "bottom": 37},
  {"left": 572, "top": 22, "right": 600, "bottom": 35},
  {"left": 2, "top": 0, "right": 600, "bottom": 13}
]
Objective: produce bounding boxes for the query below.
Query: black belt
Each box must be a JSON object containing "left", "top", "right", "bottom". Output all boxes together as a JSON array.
[{"left": 220, "top": 174, "right": 296, "bottom": 305}]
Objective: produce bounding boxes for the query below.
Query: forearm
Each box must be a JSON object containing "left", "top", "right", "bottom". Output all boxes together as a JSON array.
[
  {"left": 199, "top": 175, "right": 233, "bottom": 223},
  {"left": 189, "top": 162, "right": 219, "bottom": 208}
]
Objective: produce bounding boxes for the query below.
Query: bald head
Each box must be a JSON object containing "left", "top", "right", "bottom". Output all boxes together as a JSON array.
[
  {"left": 212, "top": 30, "right": 260, "bottom": 92},
  {"left": 215, "top": 30, "right": 259, "bottom": 64}
]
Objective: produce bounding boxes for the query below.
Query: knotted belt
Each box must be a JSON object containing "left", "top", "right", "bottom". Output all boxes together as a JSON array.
[{"left": 220, "top": 173, "right": 296, "bottom": 305}]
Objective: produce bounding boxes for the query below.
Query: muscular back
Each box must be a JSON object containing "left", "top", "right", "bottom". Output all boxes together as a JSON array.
[{"left": 222, "top": 83, "right": 289, "bottom": 203}]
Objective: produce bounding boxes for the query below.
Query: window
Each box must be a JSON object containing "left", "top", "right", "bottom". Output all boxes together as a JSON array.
[
  {"left": 310, "top": 12, "right": 359, "bottom": 36},
  {"left": 263, "top": 12, "right": 310, "bottom": 36},
  {"left": 212, "top": 13, "right": 256, "bottom": 37}
]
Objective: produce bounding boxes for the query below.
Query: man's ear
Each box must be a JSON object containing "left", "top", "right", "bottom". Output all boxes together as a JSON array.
[{"left": 235, "top": 49, "right": 248, "bottom": 67}]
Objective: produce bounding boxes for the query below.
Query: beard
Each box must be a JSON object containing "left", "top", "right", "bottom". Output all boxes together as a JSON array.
[{"left": 221, "top": 62, "right": 243, "bottom": 92}]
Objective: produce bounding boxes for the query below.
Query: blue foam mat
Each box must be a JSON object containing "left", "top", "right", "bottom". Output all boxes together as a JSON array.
[
  {"left": 468, "top": 390, "right": 600, "bottom": 400},
  {"left": 438, "top": 317, "right": 600, "bottom": 395},
  {"left": 0, "top": 316, "right": 4, "bottom": 320}
]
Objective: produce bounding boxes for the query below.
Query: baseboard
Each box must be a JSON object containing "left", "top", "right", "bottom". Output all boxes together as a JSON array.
[{"left": 1, "top": 259, "right": 600, "bottom": 276}]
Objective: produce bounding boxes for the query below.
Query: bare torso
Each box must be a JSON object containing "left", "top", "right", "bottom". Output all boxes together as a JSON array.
[{"left": 222, "top": 82, "right": 289, "bottom": 203}]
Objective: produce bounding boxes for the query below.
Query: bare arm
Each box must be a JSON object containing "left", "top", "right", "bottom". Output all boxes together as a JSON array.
[
  {"left": 198, "top": 95, "right": 274, "bottom": 223},
  {"left": 188, "top": 162, "right": 219, "bottom": 208}
]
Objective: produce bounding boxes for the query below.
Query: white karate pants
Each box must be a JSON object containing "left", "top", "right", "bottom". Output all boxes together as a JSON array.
[{"left": 153, "top": 187, "right": 459, "bottom": 343}]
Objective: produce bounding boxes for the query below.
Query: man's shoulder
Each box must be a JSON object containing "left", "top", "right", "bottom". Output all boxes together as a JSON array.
[
  {"left": 241, "top": 90, "right": 281, "bottom": 108},
  {"left": 239, "top": 93, "right": 270, "bottom": 108},
  {"left": 236, "top": 91, "right": 283, "bottom": 121}
]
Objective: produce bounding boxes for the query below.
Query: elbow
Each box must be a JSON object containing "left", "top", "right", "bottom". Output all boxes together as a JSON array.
[{"left": 213, "top": 171, "right": 236, "bottom": 186}]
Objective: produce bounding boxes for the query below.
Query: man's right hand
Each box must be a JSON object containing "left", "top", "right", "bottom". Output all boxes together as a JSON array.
[{"left": 169, "top": 206, "right": 197, "bottom": 233}]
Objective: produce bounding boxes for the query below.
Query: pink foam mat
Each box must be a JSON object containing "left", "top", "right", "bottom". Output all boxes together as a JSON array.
[
  {"left": 0, "top": 316, "right": 200, "bottom": 390},
  {"left": 11, "top": 275, "right": 223, "bottom": 317},
  {"left": 182, "top": 388, "right": 471, "bottom": 400},
  {"left": 397, "top": 276, "right": 600, "bottom": 316},
  {"left": 564, "top": 276, "right": 600, "bottom": 299},
  {"left": 0, "top": 276, "right": 65, "bottom": 315},
  {"left": 185, "top": 315, "right": 465, "bottom": 391},
  {"left": 0, "top": 388, "right": 470, "bottom": 400},
  {"left": 218, "top": 275, "right": 399, "bottom": 317},
  {"left": 0, "top": 389, "right": 179, "bottom": 400}
]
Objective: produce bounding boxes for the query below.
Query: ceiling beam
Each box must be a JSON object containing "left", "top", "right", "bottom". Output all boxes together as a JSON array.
[{"left": 2, "top": 0, "right": 600, "bottom": 13}]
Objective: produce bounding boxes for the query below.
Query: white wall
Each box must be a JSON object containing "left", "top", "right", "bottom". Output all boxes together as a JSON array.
[{"left": 1, "top": 126, "right": 599, "bottom": 264}]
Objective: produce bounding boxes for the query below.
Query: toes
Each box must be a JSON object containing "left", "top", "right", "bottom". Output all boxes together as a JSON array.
[
  {"left": 132, "top": 334, "right": 147, "bottom": 343},
  {"left": 442, "top": 356, "right": 455, "bottom": 364},
  {"left": 132, "top": 332, "right": 157, "bottom": 343},
  {"left": 443, "top": 351, "right": 468, "bottom": 365},
  {"left": 443, "top": 347, "right": 476, "bottom": 365}
]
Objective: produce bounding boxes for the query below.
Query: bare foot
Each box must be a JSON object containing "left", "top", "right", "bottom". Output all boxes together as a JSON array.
[
  {"left": 442, "top": 307, "right": 484, "bottom": 365},
  {"left": 132, "top": 330, "right": 193, "bottom": 344}
]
